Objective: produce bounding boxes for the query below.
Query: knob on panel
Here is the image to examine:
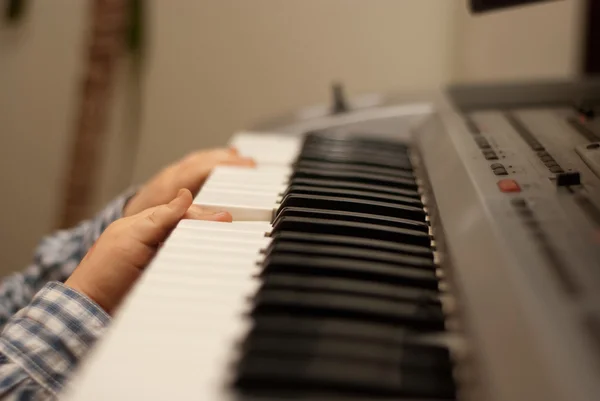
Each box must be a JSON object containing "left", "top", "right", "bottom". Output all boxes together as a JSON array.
[
  {"left": 332, "top": 82, "right": 349, "bottom": 114},
  {"left": 555, "top": 172, "right": 581, "bottom": 187}
]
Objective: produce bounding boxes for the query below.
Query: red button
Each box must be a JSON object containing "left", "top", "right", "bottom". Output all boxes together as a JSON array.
[{"left": 497, "top": 179, "right": 521, "bottom": 193}]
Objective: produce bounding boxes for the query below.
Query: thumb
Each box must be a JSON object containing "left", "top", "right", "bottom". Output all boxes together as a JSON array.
[
  {"left": 184, "top": 205, "right": 233, "bottom": 222},
  {"left": 132, "top": 188, "right": 193, "bottom": 246}
]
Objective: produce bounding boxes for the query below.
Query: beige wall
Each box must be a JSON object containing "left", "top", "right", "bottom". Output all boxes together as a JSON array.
[
  {"left": 453, "top": 0, "right": 585, "bottom": 82},
  {"left": 131, "top": 0, "right": 458, "bottom": 183},
  {"left": 0, "top": 1, "right": 134, "bottom": 274},
  {"left": 0, "top": 1, "right": 86, "bottom": 274}
]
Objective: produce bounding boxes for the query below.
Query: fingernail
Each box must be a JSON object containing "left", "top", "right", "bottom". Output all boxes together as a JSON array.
[
  {"left": 211, "top": 212, "right": 232, "bottom": 222},
  {"left": 177, "top": 188, "right": 186, "bottom": 198},
  {"left": 186, "top": 205, "right": 204, "bottom": 216}
]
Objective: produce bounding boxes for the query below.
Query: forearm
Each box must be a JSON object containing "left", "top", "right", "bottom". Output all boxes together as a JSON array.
[
  {"left": 0, "top": 282, "right": 110, "bottom": 400},
  {"left": 0, "top": 188, "right": 136, "bottom": 327}
]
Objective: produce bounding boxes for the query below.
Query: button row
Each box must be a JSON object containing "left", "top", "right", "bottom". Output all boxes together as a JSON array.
[
  {"left": 537, "top": 150, "right": 565, "bottom": 174},
  {"left": 504, "top": 113, "right": 568, "bottom": 175},
  {"left": 505, "top": 112, "right": 545, "bottom": 151},
  {"left": 490, "top": 162, "right": 508, "bottom": 176},
  {"left": 464, "top": 116, "right": 498, "bottom": 160},
  {"left": 483, "top": 149, "right": 499, "bottom": 160}
]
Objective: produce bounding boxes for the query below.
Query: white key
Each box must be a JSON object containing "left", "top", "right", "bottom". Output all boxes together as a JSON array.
[
  {"left": 176, "top": 220, "right": 271, "bottom": 232},
  {"left": 61, "top": 133, "right": 299, "bottom": 401},
  {"left": 202, "top": 180, "right": 287, "bottom": 194},
  {"left": 162, "top": 237, "right": 265, "bottom": 253},
  {"left": 205, "top": 167, "right": 289, "bottom": 184},
  {"left": 209, "top": 165, "right": 291, "bottom": 177},
  {"left": 165, "top": 232, "right": 270, "bottom": 248},
  {"left": 194, "top": 190, "right": 278, "bottom": 221},
  {"left": 198, "top": 186, "right": 283, "bottom": 198},
  {"left": 63, "top": 263, "right": 257, "bottom": 401},
  {"left": 229, "top": 131, "right": 302, "bottom": 165},
  {"left": 169, "top": 229, "right": 268, "bottom": 243}
]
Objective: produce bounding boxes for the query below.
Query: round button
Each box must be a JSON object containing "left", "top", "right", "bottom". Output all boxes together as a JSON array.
[{"left": 497, "top": 179, "right": 521, "bottom": 193}]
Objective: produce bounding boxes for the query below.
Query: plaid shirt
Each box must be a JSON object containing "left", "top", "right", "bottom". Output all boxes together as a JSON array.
[{"left": 0, "top": 191, "right": 134, "bottom": 400}]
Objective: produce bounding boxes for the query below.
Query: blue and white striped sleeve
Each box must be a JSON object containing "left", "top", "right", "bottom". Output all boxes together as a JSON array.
[
  {"left": 0, "top": 282, "right": 110, "bottom": 400},
  {"left": 0, "top": 189, "right": 136, "bottom": 329}
]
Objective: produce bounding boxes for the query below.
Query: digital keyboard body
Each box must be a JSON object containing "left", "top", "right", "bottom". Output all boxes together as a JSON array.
[{"left": 64, "top": 81, "right": 600, "bottom": 401}]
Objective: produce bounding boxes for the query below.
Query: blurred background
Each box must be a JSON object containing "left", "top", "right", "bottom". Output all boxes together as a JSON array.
[{"left": 0, "top": 0, "right": 587, "bottom": 275}]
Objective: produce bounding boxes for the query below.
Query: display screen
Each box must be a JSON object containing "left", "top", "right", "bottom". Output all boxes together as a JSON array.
[{"left": 470, "top": 0, "right": 556, "bottom": 13}]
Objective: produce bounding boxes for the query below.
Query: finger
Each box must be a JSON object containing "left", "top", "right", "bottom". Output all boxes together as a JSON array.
[
  {"left": 184, "top": 205, "right": 233, "bottom": 222},
  {"left": 179, "top": 154, "right": 256, "bottom": 194},
  {"left": 132, "top": 188, "right": 193, "bottom": 246},
  {"left": 197, "top": 149, "right": 254, "bottom": 168},
  {"left": 220, "top": 156, "right": 256, "bottom": 167}
]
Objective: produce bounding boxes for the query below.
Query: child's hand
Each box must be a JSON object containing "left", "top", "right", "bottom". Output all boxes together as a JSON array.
[
  {"left": 124, "top": 148, "right": 255, "bottom": 217},
  {"left": 65, "top": 189, "right": 230, "bottom": 314}
]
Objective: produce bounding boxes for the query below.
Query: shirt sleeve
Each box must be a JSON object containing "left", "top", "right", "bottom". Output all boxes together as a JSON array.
[
  {"left": 0, "top": 188, "right": 136, "bottom": 329},
  {"left": 0, "top": 282, "right": 110, "bottom": 400}
]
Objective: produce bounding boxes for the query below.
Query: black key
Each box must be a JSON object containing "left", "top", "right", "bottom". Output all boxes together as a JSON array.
[
  {"left": 301, "top": 137, "right": 410, "bottom": 154},
  {"left": 299, "top": 144, "right": 411, "bottom": 160},
  {"left": 299, "top": 149, "right": 410, "bottom": 164},
  {"left": 289, "top": 177, "right": 421, "bottom": 198},
  {"left": 249, "top": 315, "right": 416, "bottom": 345},
  {"left": 242, "top": 334, "right": 452, "bottom": 372},
  {"left": 261, "top": 254, "right": 439, "bottom": 290},
  {"left": 276, "top": 206, "right": 429, "bottom": 232},
  {"left": 292, "top": 168, "right": 418, "bottom": 190},
  {"left": 271, "top": 217, "right": 431, "bottom": 247},
  {"left": 260, "top": 274, "right": 440, "bottom": 303},
  {"left": 298, "top": 151, "right": 413, "bottom": 170},
  {"left": 251, "top": 289, "right": 445, "bottom": 330},
  {"left": 270, "top": 232, "right": 434, "bottom": 259},
  {"left": 304, "top": 133, "right": 410, "bottom": 150},
  {"left": 293, "top": 160, "right": 415, "bottom": 180},
  {"left": 282, "top": 185, "right": 423, "bottom": 208},
  {"left": 264, "top": 241, "right": 435, "bottom": 270},
  {"left": 235, "top": 355, "right": 456, "bottom": 399},
  {"left": 277, "top": 195, "right": 427, "bottom": 222}
]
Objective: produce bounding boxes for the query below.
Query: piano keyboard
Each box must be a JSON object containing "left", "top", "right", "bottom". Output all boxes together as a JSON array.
[
  {"left": 64, "top": 130, "right": 456, "bottom": 400},
  {"left": 63, "top": 81, "right": 600, "bottom": 401}
]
